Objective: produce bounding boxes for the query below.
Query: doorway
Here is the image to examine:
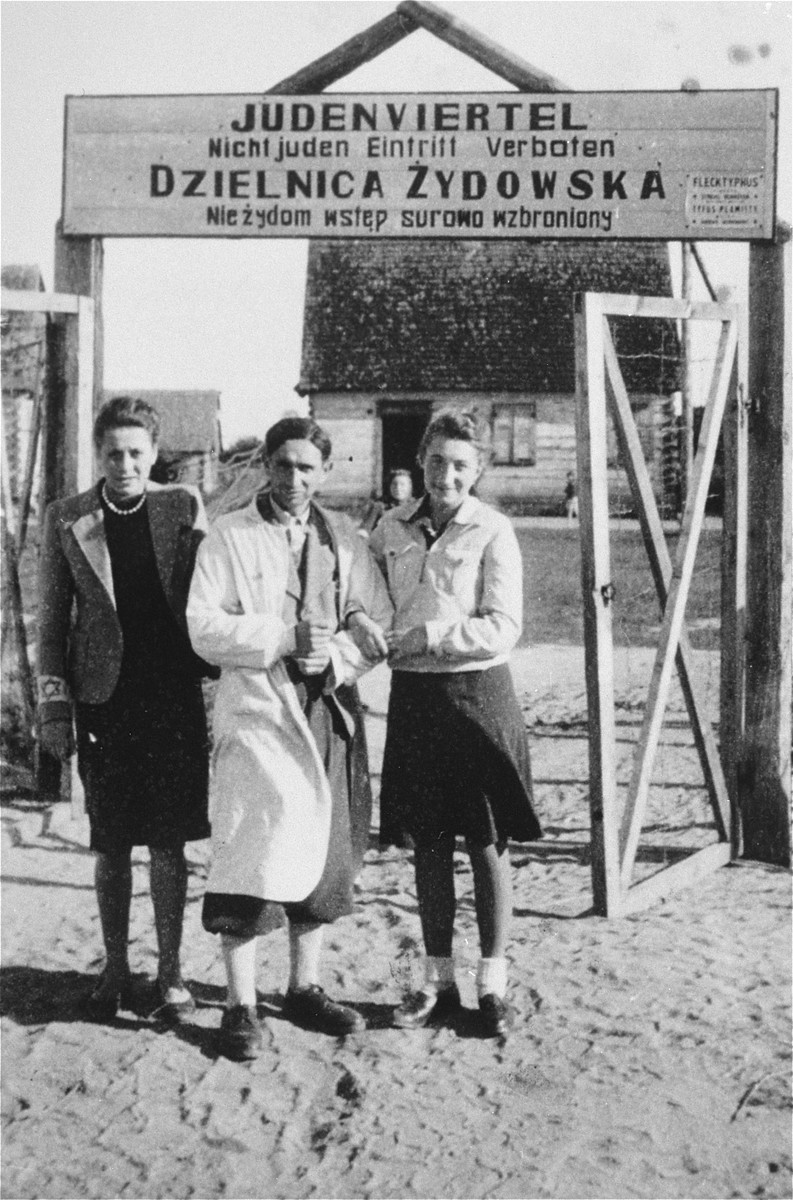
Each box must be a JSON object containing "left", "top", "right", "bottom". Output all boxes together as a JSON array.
[{"left": 380, "top": 406, "right": 430, "bottom": 501}]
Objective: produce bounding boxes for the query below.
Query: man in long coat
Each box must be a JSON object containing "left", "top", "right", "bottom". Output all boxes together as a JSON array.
[{"left": 187, "top": 417, "right": 392, "bottom": 1059}]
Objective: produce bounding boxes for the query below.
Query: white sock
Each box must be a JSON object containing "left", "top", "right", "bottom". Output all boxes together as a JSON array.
[
  {"left": 423, "top": 955, "right": 455, "bottom": 994},
  {"left": 476, "top": 956, "right": 508, "bottom": 999},
  {"left": 288, "top": 921, "right": 324, "bottom": 991}
]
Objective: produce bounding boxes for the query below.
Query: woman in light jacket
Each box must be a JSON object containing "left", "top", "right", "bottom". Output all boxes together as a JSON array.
[
  {"left": 37, "top": 396, "right": 212, "bottom": 1022},
  {"left": 363, "top": 410, "right": 542, "bottom": 1039}
]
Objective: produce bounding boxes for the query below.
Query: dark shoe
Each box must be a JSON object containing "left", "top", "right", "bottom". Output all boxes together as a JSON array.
[
  {"left": 393, "top": 985, "right": 462, "bottom": 1029},
  {"left": 478, "top": 993, "right": 513, "bottom": 1038},
  {"left": 284, "top": 985, "right": 366, "bottom": 1035},
  {"left": 150, "top": 981, "right": 196, "bottom": 1025},
  {"left": 218, "top": 1005, "right": 264, "bottom": 1060},
  {"left": 81, "top": 972, "right": 135, "bottom": 1022}
]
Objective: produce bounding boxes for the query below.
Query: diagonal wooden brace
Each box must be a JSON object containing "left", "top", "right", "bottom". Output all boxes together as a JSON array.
[
  {"left": 602, "top": 322, "right": 732, "bottom": 854},
  {"left": 614, "top": 317, "right": 738, "bottom": 888}
]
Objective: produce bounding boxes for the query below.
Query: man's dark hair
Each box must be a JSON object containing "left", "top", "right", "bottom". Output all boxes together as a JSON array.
[{"left": 264, "top": 417, "right": 332, "bottom": 462}]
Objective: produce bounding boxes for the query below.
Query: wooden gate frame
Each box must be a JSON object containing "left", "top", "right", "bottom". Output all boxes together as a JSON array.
[{"left": 575, "top": 292, "right": 743, "bottom": 917}]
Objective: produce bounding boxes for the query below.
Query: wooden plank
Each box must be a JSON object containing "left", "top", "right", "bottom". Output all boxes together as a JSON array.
[
  {"left": 49, "top": 305, "right": 95, "bottom": 498},
  {"left": 268, "top": 11, "right": 417, "bottom": 93},
  {"left": 0, "top": 435, "right": 36, "bottom": 742},
  {"left": 618, "top": 318, "right": 737, "bottom": 888},
  {"left": 743, "top": 229, "right": 792, "bottom": 865},
  {"left": 602, "top": 323, "right": 731, "bottom": 846},
  {"left": 598, "top": 294, "right": 735, "bottom": 323},
  {"left": 74, "top": 298, "right": 95, "bottom": 492},
  {"left": 617, "top": 842, "right": 732, "bottom": 917},
  {"left": 720, "top": 308, "right": 748, "bottom": 855},
  {"left": 575, "top": 293, "right": 621, "bottom": 916},
  {"left": 16, "top": 341, "right": 45, "bottom": 554},
  {"left": 681, "top": 243, "right": 695, "bottom": 509},
  {"left": 41, "top": 318, "right": 66, "bottom": 515},
  {"left": 53, "top": 221, "right": 103, "bottom": 419},
  {"left": 690, "top": 243, "right": 719, "bottom": 303},
  {"left": 1, "top": 289, "right": 81, "bottom": 314},
  {"left": 36, "top": 317, "right": 68, "bottom": 800},
  {"left": 397, "top": 0, "right": 569, "bottom": 91}
]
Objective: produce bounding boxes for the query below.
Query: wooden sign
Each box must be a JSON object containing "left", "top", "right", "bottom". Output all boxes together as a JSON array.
[{"left": 63, "top": 90, "right": 778, "bottom": 240}]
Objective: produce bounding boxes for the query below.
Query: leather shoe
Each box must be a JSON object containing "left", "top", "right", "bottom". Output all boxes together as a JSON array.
[
  {"left": 150, "top": 981, "right": 196, "bottom": 1025},
  {"left": 80, "top": 972, "right": 135, "bottom": 1022},
  {"left": 478, "top": 993, "right": 513, "bottom": 1038},
  {"left": 284, "top": 985, "right": 365, "bottom": 1035},
  {"left": 219, "top": 1005, "right": 264, "bottom": 1060},
  {"left": 393, "top": 985, "right": 462, "bottom": 1029}
]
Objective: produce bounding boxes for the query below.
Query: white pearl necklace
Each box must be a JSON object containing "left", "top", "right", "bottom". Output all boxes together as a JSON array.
[{"left": 102, "top": 481, "right": 147, "bottom": 516}]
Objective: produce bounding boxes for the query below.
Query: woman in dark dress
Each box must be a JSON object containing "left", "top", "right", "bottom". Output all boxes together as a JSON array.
[
  {"left": 37, "top": 396, "right": 212, "bottom": 1021},
  {"left": 359, "top": 410, "right": 541, "bottom": 1039}
]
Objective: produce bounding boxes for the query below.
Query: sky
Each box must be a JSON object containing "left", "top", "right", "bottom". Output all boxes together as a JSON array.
[{"left": 2, "top": 0, "right": 790, "bottom": 444}]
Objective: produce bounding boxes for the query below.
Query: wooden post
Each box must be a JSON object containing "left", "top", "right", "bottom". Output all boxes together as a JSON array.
[
  {"left": 681, "top": 243, "right": 695, "bottom": 511},
  {"left": 36, "top": 312, "right": 67, "bottom": 799},
  {"left": 743, "top": 225, "right": 792, "bottom": 865},
  {"left": 16, "top": 348, "right": 45, "bottom": 554},
  {"left": 574, "top": 294, "right": 621, "bottom": 915},
  {"left": 36, "top": 229, "right": 101, "bottom": 800},
  {"left": 53, "top": 221, "right": 103, "bottom": 422},
  {"left": 720, "top": 305, "right": 748, "bottom": 854},
  {"left": 269, "top": 10, "right": 417, "bottom": 92},
  {"left": 1, "top": 435, "right": 36, "bottom": 759}
]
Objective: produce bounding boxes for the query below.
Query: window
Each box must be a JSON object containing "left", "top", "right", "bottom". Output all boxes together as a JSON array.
[{"left": 492, "top": 403, "right": 537, "bottom": 465}]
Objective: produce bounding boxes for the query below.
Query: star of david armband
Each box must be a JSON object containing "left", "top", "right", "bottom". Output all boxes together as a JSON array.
[{"left": 37, "top": 676, "right": 73, "bottom": 723}]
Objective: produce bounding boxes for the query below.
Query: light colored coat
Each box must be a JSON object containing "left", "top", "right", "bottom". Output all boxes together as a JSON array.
[
  {"left": 186, "top": 497, "right": 393, "bottom": 904},
  {"left": 37, "top": 481, "right": 209, "bottom": 722},
  {"left": 369, "top": 494, "right": 523, "bottom": 673}
]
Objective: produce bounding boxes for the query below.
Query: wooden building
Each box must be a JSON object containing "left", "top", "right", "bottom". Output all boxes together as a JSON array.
[
  {"left": 297, "top": 240, "right": 681, "bottom": 516},
  {"left": 103, "top": 389, "right": 222, "bottom": 493}
]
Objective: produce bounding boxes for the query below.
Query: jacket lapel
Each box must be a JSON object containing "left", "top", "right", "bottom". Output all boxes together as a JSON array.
[
  {"left": 71, "top": 507, "right": 115, "bottom": 606},
  {"left": 146, "top": 486, "right": 179, "bottom": 609}
]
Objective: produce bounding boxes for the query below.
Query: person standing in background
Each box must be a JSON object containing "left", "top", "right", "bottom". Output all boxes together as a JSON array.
[
  {"left": 358, "top": 467, "right": 415, "bottom": 538},
  {"left": 564, "top": 471, "right": 579, "bottom": 522}
]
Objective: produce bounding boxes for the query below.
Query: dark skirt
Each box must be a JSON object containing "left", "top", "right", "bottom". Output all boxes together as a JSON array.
[
  {"left": 202, "top": 675, "right": 372, "bottom": 940},
  {"left": 379, "top": 664, "right": 541, "bottom": 849},
  {"left": 75, "top": 664, "right": 210, "bottom": 855}
]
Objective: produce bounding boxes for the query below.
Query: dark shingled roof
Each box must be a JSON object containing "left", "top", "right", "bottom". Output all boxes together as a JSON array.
[
  {"left": 298, "top": 240, "right": 681, "bottom": 396},
  {"left": 103, "top": 390, "right": 221, "bottom": 454}
]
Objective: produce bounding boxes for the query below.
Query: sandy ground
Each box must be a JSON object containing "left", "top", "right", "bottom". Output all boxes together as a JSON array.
[{"left": 1, "top": 645, "right": 791, "bottom": 1200}]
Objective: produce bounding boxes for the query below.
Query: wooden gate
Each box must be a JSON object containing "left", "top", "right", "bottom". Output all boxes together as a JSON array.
[{"left": 575, "top": 291, "right": 743, "bottom": 917}]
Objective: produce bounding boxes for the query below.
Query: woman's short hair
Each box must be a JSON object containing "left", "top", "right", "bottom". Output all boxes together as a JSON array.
[
  {"left": 417, "top": 409, "right": 491, "bottom": 466},
  {"left": 264, "top": 416, "right": 332, "bottom": 463},
  {"left": 93, "top": 396, "right": 160, "bottom": 447}
]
